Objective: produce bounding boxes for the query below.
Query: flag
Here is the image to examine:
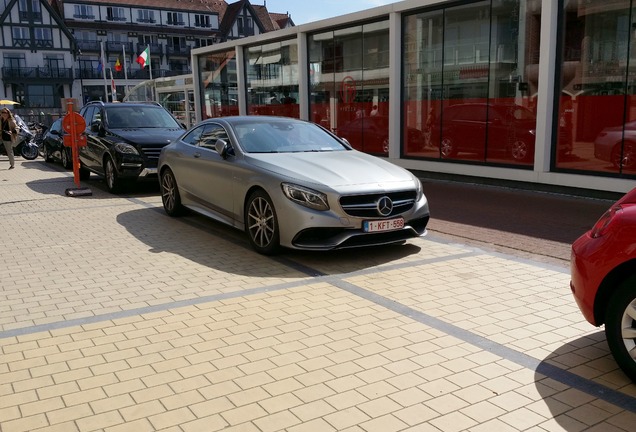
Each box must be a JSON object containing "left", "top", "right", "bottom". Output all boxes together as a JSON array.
[
  {"left": 97, "top": 57, "right": 103, "bottom": 74},
  {"left": 136, "top": 46, "right": 150, "bottom": 68},
  {"left": 114, "top": 57, "right": 122, "bottom": 72}
]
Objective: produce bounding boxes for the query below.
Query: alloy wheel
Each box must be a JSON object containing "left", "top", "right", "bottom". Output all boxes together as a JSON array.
[
  {"left": 247, "top": 196, "right": 276, "bottom": 249},
  {"left": 162, "top": 171, "right": 177, "bottom": 213},
  {"left": 619, "top": 297, "right": 636, "bottom": 362}
]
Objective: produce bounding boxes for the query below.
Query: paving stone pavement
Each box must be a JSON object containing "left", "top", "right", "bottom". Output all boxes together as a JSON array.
[{"left": 1, "top": 158, "right": 635, "bottom": 432}]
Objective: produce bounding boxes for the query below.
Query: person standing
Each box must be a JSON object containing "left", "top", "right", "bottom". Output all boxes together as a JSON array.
[{"left": 1, "top": 108, "right": 18, "bottom": 169}]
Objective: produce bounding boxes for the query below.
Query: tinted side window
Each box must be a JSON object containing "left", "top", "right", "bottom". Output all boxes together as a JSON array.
[
  {"left": 51, "top": 119, "right": 62, "bottom": 134},
  {"left": 198, "top": 124, "right": 229, "bottom": 150},
  {"left": 81, "top": 106, "right": 95, "bottom": 131},
  {"left": 181, "top": 124, "right": 207, "bottom": 146}
]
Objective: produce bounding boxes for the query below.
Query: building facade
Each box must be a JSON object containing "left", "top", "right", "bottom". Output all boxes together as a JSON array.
[
  {"left": 0, "top": 0, "right": 293, "bottom": 115},
  {"left": 192, "top": 0, "right": 636, "bottom": 194}
]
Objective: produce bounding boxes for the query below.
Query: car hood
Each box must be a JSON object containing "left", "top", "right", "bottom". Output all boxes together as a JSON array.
[
  {"left": 111, "top": 128, "right": 183, "bottom": 145},
  {"left": 246, "top": 150, "right": 417, "bottom": 189}
]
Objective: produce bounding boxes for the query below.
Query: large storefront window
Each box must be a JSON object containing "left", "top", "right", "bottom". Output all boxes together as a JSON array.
[
  {"left": 309, "top": 21, "right": 390, "bottom": 155},
  {"left": 556, "top": 0, "right": 636, "bottom": 177},
  {"left": 246, "top": 39, "right": 299, "bottom": 118},
  {"left": 403, "top": 1, "right": 542, "bottom": 166},
  {"left": 199, "top": 49, "right": 238, "bottom": 119}
]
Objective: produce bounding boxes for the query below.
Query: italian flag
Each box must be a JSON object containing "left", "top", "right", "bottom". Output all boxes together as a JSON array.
[{"left": 136, "top": 46, "right": 150, "bottom": 68}]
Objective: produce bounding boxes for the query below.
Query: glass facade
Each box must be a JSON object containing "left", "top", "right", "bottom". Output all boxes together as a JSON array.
[
  {"left": 556, "top": 0, "right": 636, "bottom": 176},
  {"left": 200, "top": 49, "right": 239, "bottom": 119},
  {"left": 245, "top": 39, "right": 300, "bottom": 118},
  {"left": 403, "top": 1, "right": 542, "bottom": 166},
  {"left": 308, "top": 21, "right": 390, "bottom": 155},
  {"left": 191, "top": 0, "right": 636, "bottom": 192}
]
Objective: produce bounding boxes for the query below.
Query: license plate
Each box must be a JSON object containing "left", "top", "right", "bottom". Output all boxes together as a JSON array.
[{"left": 363, "top": 217, "right": 405, "bottom": 233}]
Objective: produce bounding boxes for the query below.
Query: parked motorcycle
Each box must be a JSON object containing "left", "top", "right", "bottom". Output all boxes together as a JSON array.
[{"left": 0, "top": 114, "right": 39, "bottom": 160}]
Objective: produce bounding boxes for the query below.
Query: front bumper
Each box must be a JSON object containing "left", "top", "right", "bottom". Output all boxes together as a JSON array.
[
  {"left": 274, "top": 191, "right": 430, "bottom": 250},
  {"left": 114, "top": 153, "right": 158, "bottom": 179},
  {"left": 570, "top": 233, "right": 603, "bottom": 326},
  {"left": 291, "top": 215, "right": 429, "bottom": 250}
]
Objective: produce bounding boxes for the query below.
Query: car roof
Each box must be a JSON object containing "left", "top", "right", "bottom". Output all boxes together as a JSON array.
[{"left": 201, "top": 116, "right": 311, "bottom": 126}]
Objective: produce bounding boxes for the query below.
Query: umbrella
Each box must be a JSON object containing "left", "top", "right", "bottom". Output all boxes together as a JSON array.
[{"left": 0, "top": 99, "right": 19, "bottom": 105}]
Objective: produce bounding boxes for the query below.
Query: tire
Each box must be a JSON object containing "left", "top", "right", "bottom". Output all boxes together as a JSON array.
[
  {"left": 20, "top": 142, "right": 39, "bottom": 160},
  {"left": 42, "top": 145, "right": 53, "bottom": 162},
  {"left": 104, "top": 157, "right": 122, "bottom": 194},
  {"left": 160, "top": 168, "right": 185, "bottom": 217},
  {"left": 61, "top": 148, "right": 72, "bottom": 169},
  {"left": 440, "top": 137, "right": 456, "bottom": 158},
  {"left": 605, "top": 276, "right": 636, "bottom": 382},
  {"left": 245, "top": 190, "right": 280, "bottom": 255},
  {"left": 510, "top": 139, "right": 530, "bottom": 162}
]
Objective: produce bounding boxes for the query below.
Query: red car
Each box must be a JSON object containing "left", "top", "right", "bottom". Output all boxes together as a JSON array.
[{"left": 570, "top": 187, "right": 636, "bottom": 381}]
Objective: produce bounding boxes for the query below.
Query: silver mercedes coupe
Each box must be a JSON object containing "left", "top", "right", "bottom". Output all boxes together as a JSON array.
[{"left": 158, "top": 116, "right": 430, "bottom": 254}]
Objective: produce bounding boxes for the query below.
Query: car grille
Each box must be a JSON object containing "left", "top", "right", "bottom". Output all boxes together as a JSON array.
[
  {"left": 339, "top": 190, "right": 416, "bottom": 218},
  {"left": 141, "top": 147, "right": 162, "bottom": 160},
  {"left": 140, "top": 146, "right": 165, "bottom": 168}
]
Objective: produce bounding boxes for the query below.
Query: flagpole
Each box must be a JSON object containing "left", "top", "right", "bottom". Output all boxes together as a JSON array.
[
  {"left": 122, "top": 45, "right": 129, "bottom": 99},
  {"left": 147, "top": 44, "right": 153, "bottom": 81},
  {"left": 100, "top": 40, "right": 108, "bottom": 101},
  {"left": 146, "top": 45, "right": 156, "bottom": 102},
  {"left": 110, "top": 68, "right": 117, "bottom": 102}
]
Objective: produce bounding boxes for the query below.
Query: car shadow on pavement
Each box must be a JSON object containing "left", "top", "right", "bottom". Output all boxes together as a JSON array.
[
  {"left": 25, "top": 176, "right": 161, "bottom": 198},
  {"left": 116, "top": 207, "right": 421, "bottom": 278},
  {"left": 25, "top": 177, "right": 89, "bottom": 196},
  {"left": 534, "top": 331, "right": 636, "bottom": 430}
]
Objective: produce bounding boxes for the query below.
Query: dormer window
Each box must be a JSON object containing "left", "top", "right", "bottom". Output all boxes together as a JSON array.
[
  {"left": 73, "top": 5, "right": 94, "bottom": 20},
  {"left": 137, "top": 9, "right": 155, "bottom": 24},
  {"left": 167, "top": 12, "right": 185, "bottom": 26},
  {"left": 194, "top": 14, "right": 211, "bottom": 28},
  {"left": 107, "top": 7, "right": 126, "bottom": 22}
]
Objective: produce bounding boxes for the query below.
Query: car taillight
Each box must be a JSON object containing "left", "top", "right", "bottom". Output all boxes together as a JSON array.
[{"left": 590, "top": 205, "right": 622, "bottom": 238}]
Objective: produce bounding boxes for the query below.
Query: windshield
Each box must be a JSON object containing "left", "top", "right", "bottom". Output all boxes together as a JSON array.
[
  {"left": 232, "top": 119, "right": 348, "bottom": 153},
  {"left": 105, "top": 106, "right": 180, "bottom": 129}
]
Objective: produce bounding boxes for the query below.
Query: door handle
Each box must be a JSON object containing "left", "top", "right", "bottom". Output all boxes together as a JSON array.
[{"left": 194, "top": 153, "right": 201, "bottom": 158}]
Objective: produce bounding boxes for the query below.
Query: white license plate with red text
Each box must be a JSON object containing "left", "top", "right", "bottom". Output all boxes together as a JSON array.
[{"left": 363, "top": 217, "right": 405, "bottom": 233}]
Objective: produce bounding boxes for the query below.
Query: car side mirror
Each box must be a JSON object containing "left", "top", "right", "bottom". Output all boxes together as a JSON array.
[
  {"left": 215, "top": 139, "right": 231, "bottom": 159},
  {"left": 90, "top": 120, "right": 104, "bottom": 135}
]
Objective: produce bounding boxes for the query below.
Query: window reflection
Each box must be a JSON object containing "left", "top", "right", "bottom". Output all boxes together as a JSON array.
[
  {"left": 556, "top": 0, "right": 636, "bottom": 177},
  {"left": 309, "top": 21, "right": 390, "bottom": 155},
  {"left": 200, "top": 50, "right": 238, "bottom": 119},
  {"left": 245, "top": 39, "right": 299, "bottom": 119},
  {"left": 403, "top": 1, "right": 541, "bottom": 166}
]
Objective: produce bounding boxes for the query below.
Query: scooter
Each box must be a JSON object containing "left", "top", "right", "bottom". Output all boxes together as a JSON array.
[{"left": 0, "top": 114, "right": 39, "bottom": 160}]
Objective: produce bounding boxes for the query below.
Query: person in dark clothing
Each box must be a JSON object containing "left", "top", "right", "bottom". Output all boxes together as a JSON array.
[{"left": 1, "top": 108, "right": 18, "bottom": 169}]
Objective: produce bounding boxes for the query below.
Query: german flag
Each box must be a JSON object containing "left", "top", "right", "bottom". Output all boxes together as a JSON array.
[{"left": 114, "top": 57, "right": 122, "bottom": 72}]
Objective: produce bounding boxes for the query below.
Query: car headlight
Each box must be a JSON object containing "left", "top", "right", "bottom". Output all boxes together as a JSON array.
[
  {"left": 415, "top": 178, "right": 423, "bottom": 201},
  {"left": 282, "top": 183, "right": 329, "bottom": 211},
  {"left": 590, "top": 205, "right": 622, "bottom": 238},
  {"left": 114, "top": 143, "right": 139, "bottom": 155}
]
